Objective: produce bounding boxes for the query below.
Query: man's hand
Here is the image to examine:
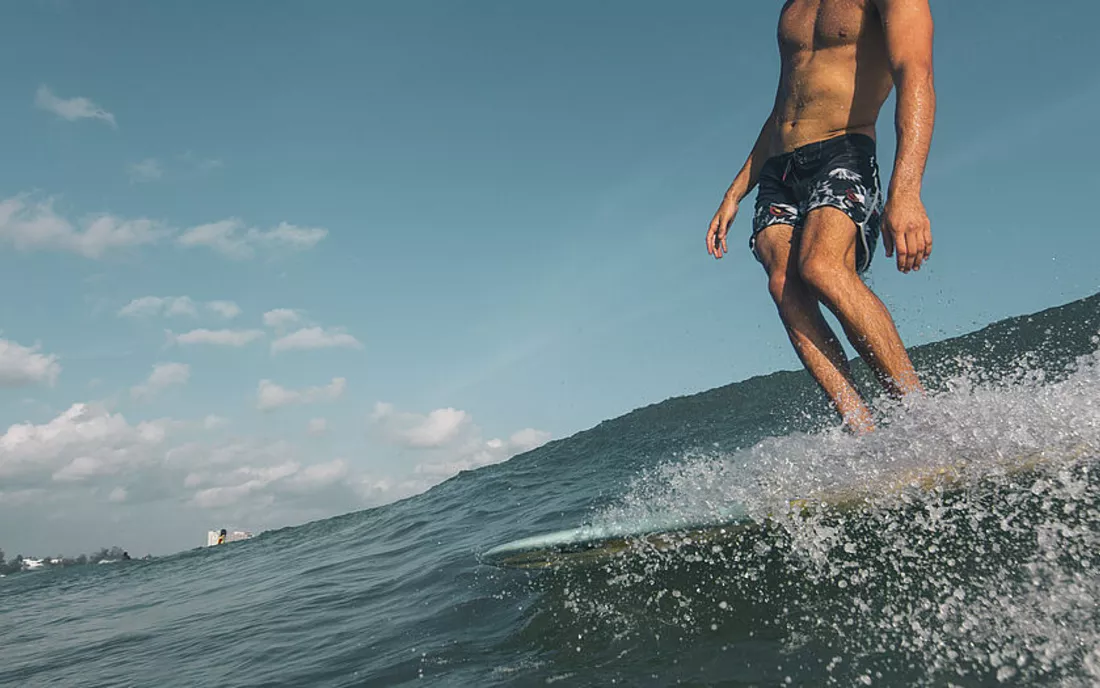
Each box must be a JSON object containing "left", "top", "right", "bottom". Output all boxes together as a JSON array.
[
  {"left": 707, "top": 195, "right": 739, "bottom": 259},
  {"left": 881, "top": 193, "right": 932, "bottom": 272}
]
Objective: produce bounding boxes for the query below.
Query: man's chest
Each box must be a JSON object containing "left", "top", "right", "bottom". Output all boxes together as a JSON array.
[{"left": 778, "top": 0, "right": 873, "bottom": 52}]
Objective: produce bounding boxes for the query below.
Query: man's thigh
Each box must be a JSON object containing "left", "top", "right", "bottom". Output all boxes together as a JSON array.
[
  {"left": 800, "top": 206, "right": 860, "bottom": 275},
  {"left": 752, "top": 223, "right": 799, "bottom": 277}
]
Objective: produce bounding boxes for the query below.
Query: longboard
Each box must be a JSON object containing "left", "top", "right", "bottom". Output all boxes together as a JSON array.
[{"left": 480, "top": 450, "right": 1064, "bottom": 570}]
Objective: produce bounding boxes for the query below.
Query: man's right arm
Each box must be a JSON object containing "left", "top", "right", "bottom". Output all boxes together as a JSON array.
[
  {"left": 707, "top": 109, "right": 778, "bottom": 259},
  {"left": 726, "top": 112, "right": 778, "bottom": 204}
]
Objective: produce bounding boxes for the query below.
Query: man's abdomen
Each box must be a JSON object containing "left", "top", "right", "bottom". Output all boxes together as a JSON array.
[{"left": 772, "top": 52, "right": 892, "bottom": 154}]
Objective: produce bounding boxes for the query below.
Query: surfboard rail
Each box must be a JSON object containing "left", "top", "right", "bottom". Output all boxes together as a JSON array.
[{"left": 480, "top": 448, "right": 1076, "bottom": 570}]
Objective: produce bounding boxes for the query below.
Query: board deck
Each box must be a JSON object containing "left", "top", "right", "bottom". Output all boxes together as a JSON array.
[{"left": 480, "top": 450, "right": 1063, "bottom": 570}]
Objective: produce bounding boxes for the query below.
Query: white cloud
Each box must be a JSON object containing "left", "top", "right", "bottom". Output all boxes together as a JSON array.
[
  {"left": 0, "top": 403, "right": 169, "bottom": 482},
  {"left": 119, "top": 296, "right": 197, "bottom": 318},
  {"left": 191, "top": 461, "right": 300, "bottom": 508},
  {"left": 35, "top": 85, "right": 116, "bottom": 128},
  {"left": 371, "top": 403, "right": 471, "bottom": 449},
  {"left": 294, "top": 459, "right": 348, "bottom": 487},
  {"left": 414, "top": 428, "right": 552, "bottom": 477},
  {"left": 256, "top": 378, "right": 346, "bottom": 412},
  {"left": 188, "top": 457, "right": 351, "bottom": 509},
  {"left": 509, "top": 427, "right": 551, "bottom": 450},
  {"left": 271, "top": 327, "right": 362, "bottom": 354},
  {"left": 262, "top": 308, "right": 302, "bottom": 329},
  {"left": 206, "top": 301, "right": 241, "bottom": 319},
  {"left": 118, "top": 296, "right": 239, "bottom": 320},
  {"left": 170, "top": 328, "right": 264, "bottom": 347},
  {"left": 175, "top": 219, "right": 249, "bottom": 258},
  {"left": 256, "top": 222, "right": 328, "bottom": 250},
  {"left": 167, "top": 438, "right": 359, "bottom": 512},
  {"left": 0, "top": 195, "right": 164, "bottom": 258},
  {"left": 371, "top": 402, "right": 550, "bottom": 480},
  {"left": 108, "top": 486, "right": 128, "bottom": 503},
  {"left": 131, "top": 362, "right": 190, "bottom": 399},
  {"left": 177, "top": 219, "right": 327, "bottom": 259},
  {"left": 128, "top": 158, "right": 162, "bottom": 183},
  {"left": 0, "top": 338, "right": 61, "bottom": 388},
  {"left": 308, "top": 418, "right": 328, "bottom": 435}
]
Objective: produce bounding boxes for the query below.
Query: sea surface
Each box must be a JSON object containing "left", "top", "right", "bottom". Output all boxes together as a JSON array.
[{"left": 2, "top": 293, "right": 1100, "bottom": 687}]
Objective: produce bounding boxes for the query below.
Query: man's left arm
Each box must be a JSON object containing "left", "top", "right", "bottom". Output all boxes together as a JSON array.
[{"left": 874, "top": 0, "right": 936, "bottom": 273}]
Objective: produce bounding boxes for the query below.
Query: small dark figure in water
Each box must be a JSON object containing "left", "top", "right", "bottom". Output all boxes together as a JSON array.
[
  {"left": 217, "top": 529, "right": 227, "bottom": 545},
  {"left": 122, "top": 551, "right": 131, "bottom": 561},
  {"left": 707, "top": 0, "right": 935, "bottom": 433}
]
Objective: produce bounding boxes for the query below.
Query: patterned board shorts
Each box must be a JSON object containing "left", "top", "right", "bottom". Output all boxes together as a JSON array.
[{"left": 750, "top": 133, "right": 884, "bottom": 274}]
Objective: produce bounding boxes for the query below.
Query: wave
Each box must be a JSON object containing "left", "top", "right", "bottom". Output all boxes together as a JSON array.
[{"left": 2, "top": 292, "right": 1098, "bottom": 687}]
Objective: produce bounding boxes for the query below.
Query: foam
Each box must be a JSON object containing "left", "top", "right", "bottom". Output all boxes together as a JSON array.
[{"left": 561, "top": 346, "right": 1100, "bottom": 685}]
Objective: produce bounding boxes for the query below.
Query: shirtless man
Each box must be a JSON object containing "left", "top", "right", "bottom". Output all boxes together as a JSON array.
[{"left": 706, "top": 0, "right": 935, "bottom": 433}]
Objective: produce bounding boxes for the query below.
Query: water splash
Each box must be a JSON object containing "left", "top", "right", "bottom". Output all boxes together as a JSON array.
[{"left": 540, "top": 346, "right": 1100, "bottom": 685}]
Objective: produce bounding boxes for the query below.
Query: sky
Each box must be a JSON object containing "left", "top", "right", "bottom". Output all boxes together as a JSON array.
[{"left": 1, "top": 0, "right": 1098, "bottom": 557}]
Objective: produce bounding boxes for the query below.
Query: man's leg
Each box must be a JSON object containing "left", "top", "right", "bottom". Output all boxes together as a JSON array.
[
  {"left": 797, "top": 206, "right": 923, "bottom": 398},
  {"left": 753, "top": 224, "right": 875, "bottom": 432}
]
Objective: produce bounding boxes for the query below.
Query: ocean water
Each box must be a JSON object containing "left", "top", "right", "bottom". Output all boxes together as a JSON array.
[{"left": 2, "top": 292, "right": 1099, "bottom": 687}]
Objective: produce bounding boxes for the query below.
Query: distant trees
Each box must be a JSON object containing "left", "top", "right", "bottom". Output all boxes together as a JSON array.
[
  {"left": 0, "top": 551, "right": 21, "bottom": 575},
  {"left": 0, "top": 546, "right": 134, "bottom": 574}
]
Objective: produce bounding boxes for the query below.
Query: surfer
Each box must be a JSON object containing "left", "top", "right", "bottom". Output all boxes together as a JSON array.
[{"left": 706, "top": 0, "right": 935, "bottom": 433}]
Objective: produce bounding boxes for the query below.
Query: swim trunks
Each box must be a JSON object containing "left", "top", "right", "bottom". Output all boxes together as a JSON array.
[{"left": 750, "top": 133, "right": 884, "bottom": 274}]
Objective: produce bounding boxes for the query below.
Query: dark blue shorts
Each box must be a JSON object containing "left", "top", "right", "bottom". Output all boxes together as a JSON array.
[{"left": 749, "top": 133, "right": 884, "bottom": 274}]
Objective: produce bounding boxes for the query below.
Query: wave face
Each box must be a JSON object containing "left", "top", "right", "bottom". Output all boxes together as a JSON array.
[{"left": 2, "top": 293, "right": 1099, "bottom": 687}]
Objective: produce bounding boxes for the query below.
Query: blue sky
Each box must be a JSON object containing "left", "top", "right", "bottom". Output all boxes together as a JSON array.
[{"left": 1, "top": 0, "right": 1098, "bottom": 556}]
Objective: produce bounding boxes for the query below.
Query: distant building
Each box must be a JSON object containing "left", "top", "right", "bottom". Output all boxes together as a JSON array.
[
  {"left": 21, "top": 558, "right": 44, "bottom": 571},
  {"left": 206, "top": 529, "right": 254, "bottom": 547}
]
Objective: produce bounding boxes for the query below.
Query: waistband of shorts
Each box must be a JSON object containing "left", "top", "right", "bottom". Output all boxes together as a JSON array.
[{"left": 774, "top": 133, "right": 876, "bottom": 164}]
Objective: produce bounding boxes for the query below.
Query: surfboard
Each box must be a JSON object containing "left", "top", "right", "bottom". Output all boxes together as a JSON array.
[
  {"left": 480, "top": 449, "right": 1064, "bottom": 570},
  {"left": 480, "top": 505, "right": 757, "bottom": 569}
]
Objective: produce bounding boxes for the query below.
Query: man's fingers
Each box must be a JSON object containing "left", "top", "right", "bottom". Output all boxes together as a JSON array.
[
  {"left": 707, "top": 202, "right": 738, "bottom": 259},
  {"left": 882, "top": 200, "right": 932, "bottom": 272},
  {"left": 905, "top": 236, "right": 918, "bottom": 272},
  {"left": 708, "top": 213, "right": 731, "bottom": 258},
  {"left": 894, "top": 232, "right": 909, "bottom": 272},
  {"left": 910, "top": 233, "right": 925, "bottom": 271},
  {"left": 905, "top": 228, "right": 921, "bottom": 270},
  {"left": 911, "top": 224, "right": 932, "bottom": 270}
]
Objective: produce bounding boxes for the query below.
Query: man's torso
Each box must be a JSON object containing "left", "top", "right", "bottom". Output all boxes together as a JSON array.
[{"left": 771, "top": 0, "right": 894, "bottom": 155}]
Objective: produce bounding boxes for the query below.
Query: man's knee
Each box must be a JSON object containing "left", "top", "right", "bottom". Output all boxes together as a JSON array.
[
  {"left": 797, "top": 251, "right": 849, "bottom": 302},
  {"left": 767, "top": 271, "right": 787, "bottom": 305},
  {"left": 798, "top": 208, "right": 861, "bottom": 298}
]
